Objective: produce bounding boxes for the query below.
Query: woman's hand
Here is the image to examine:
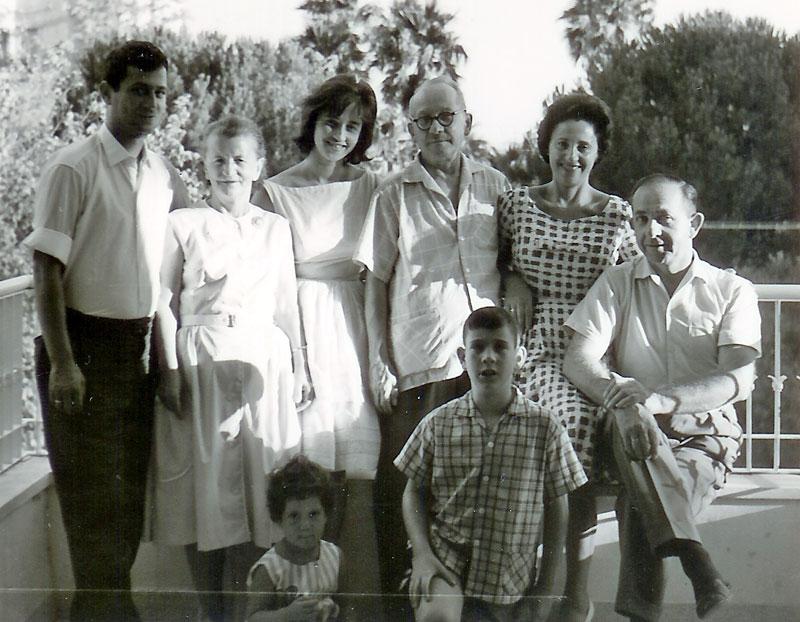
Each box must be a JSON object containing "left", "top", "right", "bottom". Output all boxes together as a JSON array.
[
  {"left": 502, "top": 272, "right": 536, "bottom": 331},
  {"left": 293, "top": 363, "right": 314, "bottom": 410}
]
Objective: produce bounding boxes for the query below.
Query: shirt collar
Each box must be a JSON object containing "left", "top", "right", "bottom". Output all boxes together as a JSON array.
[
  {"left": 464, "top": 386, "right": 527, "bottom": 418},
  {"left": 98, "top": 124, "right": 146, "bottom": 167},
  {"left": 632, "top": 250, "right": 711, "bottom": 285},
  {"left": 401, "top": 152, "right": 474, "bottom": 192}
]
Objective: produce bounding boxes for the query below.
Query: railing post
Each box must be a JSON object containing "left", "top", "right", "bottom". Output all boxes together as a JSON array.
[{"left": 767, "top": 301, "right": 786, "bottom": 472}]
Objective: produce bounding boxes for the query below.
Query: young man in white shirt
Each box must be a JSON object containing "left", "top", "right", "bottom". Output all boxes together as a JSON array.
[{"left": 26, "top": 40, "right": 186, "bottom": 621}]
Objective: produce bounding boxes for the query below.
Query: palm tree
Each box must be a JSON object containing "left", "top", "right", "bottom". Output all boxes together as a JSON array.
[{"left": 560, "top": 0, "right": 654, "bottom": 77}]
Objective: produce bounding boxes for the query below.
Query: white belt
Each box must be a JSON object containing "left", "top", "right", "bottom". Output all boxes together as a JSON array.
[{"left": 181, "top": 313, "right": 246, "bottom": 328}]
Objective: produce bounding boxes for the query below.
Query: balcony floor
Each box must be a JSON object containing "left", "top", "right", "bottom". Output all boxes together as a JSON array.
[{"left": 3, "top": 474, "right": 799, "bottom": 621}]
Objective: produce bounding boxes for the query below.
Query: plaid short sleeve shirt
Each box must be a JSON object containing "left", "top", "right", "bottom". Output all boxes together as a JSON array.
[{"left": 394, "top": 389, "right": 588, "bottom": 604}]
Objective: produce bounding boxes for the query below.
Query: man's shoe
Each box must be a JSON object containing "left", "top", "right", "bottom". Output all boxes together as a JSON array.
[{"left": 696, "top": 578, "right": 731, "bottom": 619}]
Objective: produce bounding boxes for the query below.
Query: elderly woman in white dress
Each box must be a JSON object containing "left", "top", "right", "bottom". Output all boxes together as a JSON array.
[{"left": 151, "top": 115, "right": 309, "bottom": 621}]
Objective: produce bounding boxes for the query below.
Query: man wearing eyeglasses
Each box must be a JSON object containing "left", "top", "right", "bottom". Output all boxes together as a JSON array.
[{"left": 355, "top": 76, "right": 510, "bottom": 609}]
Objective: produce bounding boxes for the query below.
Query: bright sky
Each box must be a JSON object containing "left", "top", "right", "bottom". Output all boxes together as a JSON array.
[{"left": 183, "top": 0, "right": 800, "bottom": 149}]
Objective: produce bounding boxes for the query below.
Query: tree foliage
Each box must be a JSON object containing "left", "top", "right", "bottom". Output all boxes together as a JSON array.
[
  {"left": 296, "top": 0, "right": 468, "bottom": 169},
  {"left": 560, "top": 0, "right": 654, "bottom": 79},
  {"left": 587, "top": 11, "right": 799, "bottom": 266}
]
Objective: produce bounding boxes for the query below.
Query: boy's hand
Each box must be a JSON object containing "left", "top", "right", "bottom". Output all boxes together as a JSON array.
[
  {"left": 526, "top": 581, "right": 555, "bottom": 621},
  {"left": 408, "top": 551, "right": 459, "bottom": 610}
]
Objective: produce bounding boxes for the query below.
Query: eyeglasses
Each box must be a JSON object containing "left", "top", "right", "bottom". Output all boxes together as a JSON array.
[{"left": 410, "top": 110, "right": 465, "bottom": 131}]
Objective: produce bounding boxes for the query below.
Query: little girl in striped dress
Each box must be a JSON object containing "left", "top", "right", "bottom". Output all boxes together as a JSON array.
[{"left": 246, "top": 455, "right": 341, "bottom": 621}]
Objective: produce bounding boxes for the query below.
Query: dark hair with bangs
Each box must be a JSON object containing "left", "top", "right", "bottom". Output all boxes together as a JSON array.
[
  {"left": 203, "top": 114, "right": 266, "bottom": 159},
  {"left": 104, "top": 40, "right": 168, "bottom": 91},
  {"left": 537, "top": 92, "right": 612, "bottom": 164},
  {"left": 295, "top": 74, "right": 377, "bottom": 165},
  {"left": 267, "top": 455, "right": 334, "bottom": 523},
  {"left": 462, "top": 306, "right": 520, "bottom": 346}
]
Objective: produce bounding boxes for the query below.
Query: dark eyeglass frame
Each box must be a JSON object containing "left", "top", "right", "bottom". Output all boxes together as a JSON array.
[{"left": 410, "top": 109, "right": 466, "bottom": 131}]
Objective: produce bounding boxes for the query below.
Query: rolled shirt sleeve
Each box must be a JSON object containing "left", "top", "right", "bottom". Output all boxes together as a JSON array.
[{"left": 25, "top": 162, "right": 84, "bottom": 265}]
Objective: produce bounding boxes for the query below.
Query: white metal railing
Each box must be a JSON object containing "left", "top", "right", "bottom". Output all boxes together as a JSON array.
[
  {"left": 738, "top": 284, "right": 800, "bottom": 473},
  {"left": 0, "top": 275, "right": 33, "bottom": 474},
  {"left": 0, "top": 276, "right": 798, "bottom": 473}
]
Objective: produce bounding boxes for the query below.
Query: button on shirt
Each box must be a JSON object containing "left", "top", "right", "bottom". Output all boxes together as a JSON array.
[
  {"left": 24, "top": 125, "right": 182, "bottom": 319},
  {"left": 395, "top": 389, "right": 587, "bottom": 604},
  {"left": 566, "top": 253, "right": 761, "bottom": 443},
  {"left": 354, "top": 154, "right": 510, "bottom": 391}
]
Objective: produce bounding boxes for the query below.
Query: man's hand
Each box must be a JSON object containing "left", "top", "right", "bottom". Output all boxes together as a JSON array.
[
  {"left": 503, "top": 272, "right": 536, "bottom": 331},
  {"left": 369, "top": 360, "right": 398, "bottom": 415},
  {"left": 604, "top": 372, "right": 674, "bottom": 414},
  {"left": 49, "top": 361, "right": 85, "bottom": 416},
  {"left": 603, "top": 372, "right": 653, "bottom": 410},
  {"left": 408, "top": 551, "right": 459, "bottom": 610},
  {"left": 157, "top": 368, "right": 183, "bottom": 417},
  {"left": 614, "top": 404, "right": 662, "bottom": 461}
]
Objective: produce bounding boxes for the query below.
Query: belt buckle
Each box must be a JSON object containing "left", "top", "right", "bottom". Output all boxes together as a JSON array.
[{"left": 226, "top": 314, "right": 236, "bottom": 328}]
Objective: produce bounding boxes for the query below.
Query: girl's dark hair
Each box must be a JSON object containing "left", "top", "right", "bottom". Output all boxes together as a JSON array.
[
  {"left": 537, "top": 92, "right": 612, "bottom": 163},
  {"left": 295, "top": 74, "right": 377, "bottom": 165},
  {"left": 104, "top": 40, "right": 168, "bottom": 90},
  {"left": 267, "top": 455, "right": 334, "bottom": 523}
]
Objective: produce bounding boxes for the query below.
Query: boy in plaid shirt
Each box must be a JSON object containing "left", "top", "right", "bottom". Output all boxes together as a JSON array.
[{"left": 395, "top": 306, "right": 587, "bottom": 621}]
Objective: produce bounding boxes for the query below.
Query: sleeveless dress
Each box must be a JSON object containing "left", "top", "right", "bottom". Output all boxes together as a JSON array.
[
  {"left": 247, "top": 539, "right": 341, "bottom": 597},
  {"left": 261, "top": 172, "right": 381, "bottom": 479},
  {"left": 497, "top": 188, "right": 641, "bottom": 474},
  {"left": 150, "top": 201, "right": 301, "bottom": 550}
]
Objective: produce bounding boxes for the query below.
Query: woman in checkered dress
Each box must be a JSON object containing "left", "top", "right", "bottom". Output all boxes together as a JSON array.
[{"left": 497, "top": 93, "right": 640, "bottom": 622}]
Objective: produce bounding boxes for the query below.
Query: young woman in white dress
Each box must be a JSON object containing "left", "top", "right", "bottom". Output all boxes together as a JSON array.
[{"left": 253, "top": 75, "right": 381, "bottom": 597}]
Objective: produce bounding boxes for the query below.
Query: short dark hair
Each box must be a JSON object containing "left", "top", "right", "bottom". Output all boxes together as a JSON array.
[
  {"left": 267, "top": 455, "right": 334, "bottom": 523},
  {"left": 295, "top": 74, "right": 377, "bottom": 165},
  {"left": 203, "top": 114, "right": 266, "bottom": 159},
  {"left": 463, "top": 306, "right": 519, "bottom": 346},
  {"left": 630, "top": 173, "right": 699, "bottom": 214},
  {"left": 104, "top": 40, "right": 168, "bottom": 91},
  {"left": 537, "top": 93, "right": 612, "bottom": 164}
]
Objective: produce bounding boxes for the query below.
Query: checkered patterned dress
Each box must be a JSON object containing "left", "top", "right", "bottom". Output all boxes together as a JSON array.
[{"left": 497, "top": 188, "right": 640, "bottom": 473}]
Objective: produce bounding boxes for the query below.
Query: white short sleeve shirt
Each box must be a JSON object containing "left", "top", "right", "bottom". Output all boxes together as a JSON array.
[
  {"left": 354, "top": 154, "right": 510, "bottom": 391},
  {"left": 566, "top": 254, "right": 761, "bottom": 438},
  {"left": 24, "top": 124, "right": 181, "bottom": 319}
]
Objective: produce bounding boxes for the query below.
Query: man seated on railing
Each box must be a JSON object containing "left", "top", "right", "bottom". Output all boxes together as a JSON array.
[
  {"left": 23, "top": 41, "right": 186, "bottom": 622},
  {"left": 562, "top": 174, "right": 761, "bottom": 622}
]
